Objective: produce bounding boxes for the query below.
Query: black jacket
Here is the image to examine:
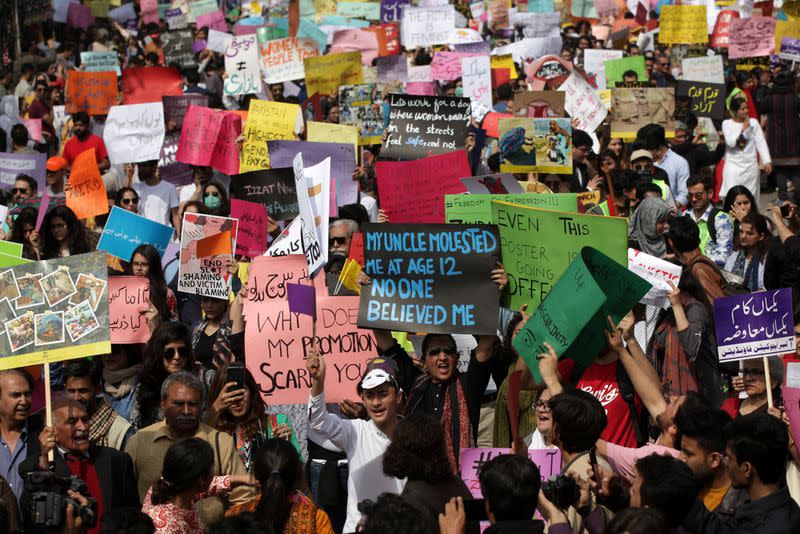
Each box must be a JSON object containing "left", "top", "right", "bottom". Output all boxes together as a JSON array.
[
  {"left": 18, "top": 445, "right": 140, "bottom": 530},
  {"left": 484, "top": 519, "right": 545, "bottom": 534},
  {"left": 683, "top": 487, "right": 800, "bottom": 534}
]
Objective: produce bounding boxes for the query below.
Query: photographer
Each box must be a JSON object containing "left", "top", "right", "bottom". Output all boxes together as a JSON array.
[{"left": 19, "top": 395, "right": 140, "bottom": 532}]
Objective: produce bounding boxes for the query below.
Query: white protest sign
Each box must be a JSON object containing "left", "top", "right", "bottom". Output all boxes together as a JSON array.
[
  {"left": 206, "top": 29, "right": 232, "bottom": 53},
  {"left": 462, "top": 56, "right": 492, "bottom": 114},
  {"left": 224, "top": 34, "right": 261, "bottom": 96},
  {"left": 681, "top": 55, "right": 724, "bottom": 84},
  {"left": 558, "top": 72, "right": 607, "bottom": 133},
  {"left": 491, "top": 37, "right": 562, "bottom": 63},
  {"left": 103, "top": 103, "right": 165, "bottom": 165},
  {"left": 401, "top": 6, "right": 455, "bottom": 49},
  {"left": 627, "top": 248, "right": 683, "bottom": 308},
  {"left": 511, "top": 12, "right": 561, "bottom": 38},
  {"left": 408, "top": 65, "right": 433, "bottom": 82},
  {"left": 304, "top": 157, "right": 331, "bottom": 266},
  {"left": 260, "top": 37, "right": 319, "bottom": 84},
  {"left": 583, "top": 49, "right": 623, "bottom": 90},
  {"left": 109, "top": 2, "right": 136, "bottom": 23}
]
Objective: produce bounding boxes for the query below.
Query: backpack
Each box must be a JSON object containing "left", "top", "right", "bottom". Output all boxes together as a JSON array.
[
  {"left": 570, "top": 361, "right": 649, "bottom": 448},
  {"left": 689, "top": 257, "right": 750, "bottom": 296}
]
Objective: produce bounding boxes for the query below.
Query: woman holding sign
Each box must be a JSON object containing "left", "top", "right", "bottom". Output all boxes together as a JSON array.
[
  {"left": 125, "top": 244, "right": 178, "bottom": 325},
  {"left": 722, "top": 357, "right": 784, "bottom": 419}
]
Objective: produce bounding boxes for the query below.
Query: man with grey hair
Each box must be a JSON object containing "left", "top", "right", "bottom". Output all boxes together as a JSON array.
[
  {"left": 328, "top": 219, "right": 358, "bottom": 259},
  {"left": 0, "top": 369, "right": 39, "bottom": 505},
  {"left": 124, "top": 371, "right": 253, "bottom": 526}
]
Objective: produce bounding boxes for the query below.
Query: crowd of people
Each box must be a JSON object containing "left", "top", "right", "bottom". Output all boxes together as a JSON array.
[{"left": 0, "top": 1, "right": 799, "bottom": 534}]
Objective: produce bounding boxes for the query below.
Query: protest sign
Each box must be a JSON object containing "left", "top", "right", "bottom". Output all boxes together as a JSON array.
[
  {"left": 233, "top": 167, "right": 298, "bottom": 221},
  {"left": 230, "top": 199, "right": 269, "bottom": 257},
  {"left": 512, "top": 247, "right": 651, "bottom": 383},
  {"left": 460, "top": 448, "right": 561, "bottom": 497},
  {"left": 460, "top": 174, "right": 524, "bottom": 195},
  {"left": 627, "top": 248, "right": 682, "bottom": 308},
  {"left": 303, "top": 158, "right": 332, "bottom": 267},
  {"left": 357, "top": 223, "right": 500, "bottom": 335},
  {"left": 66, "top": 149, "right": 108, "bottom": 220},
  {"left": 582, "top": 49, "right": 622, "bottom": 90},
  {"left": 108, "top": 276, "right": 151, "bottom": 344},
  {"left": 176, "top": 104, "right": 224, "bottom": 167},
  {"left": 728, "top": 16, "right": 776, "bottom": 58},
  {"left": 376, "top": 55, "right": 408, "bottom": 82},
  {"left": 381, "top": 94, "right": 471, "bottom": 160},
  {"left": 178, "top": 213, "right": 239, "bottom": 299},
  {"left": 66, "top": 71, "right": 117, "bottom": 115},
  {"left": 512, "top": 91, "right": 565, "bottom": 118},
  {"left": 163, "top": 95, "right": 208, "bottom": 132},
  {"left": 306, "top": 122, "right": 359, "bottom": 161},
  {"left": 330, "top": 29, "right": 380, "bottom": 66},
  {"left": 80, "top": 51, "right": 120, "bottom": 75},
  {"left": 22, "top": 119, "right": 42, "bottom": 143},
  {"left": 431, "top": 51, "right": 479, "bottom": 81},
  {"left": 338, "top": 84, "right": 389, "bottom": 145},
  {"left": 498, "top": 118, "right": 572, "bottom": 174},
  {"left": 659, "top": 5, "right": 708, "bottom": 44},
  {"left": 681, "top": 55, "right": 725, "bottom": 84},
  {"left": 257, "top": 34, "right": 319, "bottom": 84},
  {"left": 224, "top": 34, "right": 261, "bottom": 96},
  {"left": 461, "top": 56, "right": 492, "bottom": 112},
  {"left": 67, "top": 3, "right": 94, "bottom": 30},
  {"left": 0, "top": 241, "right": 22, "bottom": 258},
  {"left": 162, "top": 30, "right": 196, "bottom": 68},
  {"left": 779, "top": 37, "right": 800, "bottom": 61},
  {"left": 210, "top": 112, "right": 242, "bottom": 176},
  {"left": 207, "top": 29, "right": 232, "bottom": 54},
  {"left": 610, "top": 88, "right": 675, "bottom": 140},
  {"left": 491, "top": 202, "right": 629, "bottom": 311},
  {"left": 0, "top": 252, "right": 109, "bottom": 370},
  {"left": 240, "top": 100, "right": 300, "bottom": 173},
  {"left": 267, "top": 140, "right": 357, "bottom": 207},
  {"left": 189, "top": 0, "right": 217, "bottom": 18},
  {"left": 97, "top": 206, "right": 174, "bottom": 261},
  {"left": 445, "top": 193, "right": 578, "bottom": 224},
  {"left": 167, "top": 9, "right": 188, "bottom": 30},
  {"left": 558, "top": 73, "right": 607, "bottom": 133},
  {"left": 108, "top": 3, "right": 136, "bottom": 23},
  {"left": 784, "top": 386, "right": 800, "bottom": 458},
  {"left": 337, "top": 1, "right": 380, "bottom": 19},
  {"left": 401, "top": 5, "right": 455, "bottom": 48},
  {"left": 158, "top": 132, "right": 193, "bottom": 187},
  {"left": 714, "top": 288, "right": 796, "bottom": 362},
  {"left": 122, "top": 67, "right": 183, "bottom": 104},
  {"left": 603, "top": 55, "right": 646, "bottom": 88},
  {"left": 376, "top": 151, "right": 471, "bottom": 223},
  {"left": 103, "top": 103, "right": 165, "bottom": 165},
  {"left": 676, "top": 81, "right": 725, "bottom": 120},
  {"left": 511, "top": 12, "right": 561, "bottom": 38},
  {"left": 381, "top": 0, "right": 409, "bottom": 23},
  {"left": 710, "top": 10, "right": 740, "bottom": 48},
  {"left": 0, "top": 152, "right": 46, "bottom": 191},
  {"left": 303, "top": 52, "right": 364, "bottom": 96},
  {"left": 196, "top": 9, "right": 226, "bottom": 32}
]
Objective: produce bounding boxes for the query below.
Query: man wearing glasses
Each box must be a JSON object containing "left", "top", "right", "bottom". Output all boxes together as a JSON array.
[
  {"left": 652, "top": 54, "right": 676, "bottom": 88},
  {"left": 9, "top": 175, "right": 37, "bottom": 206}
]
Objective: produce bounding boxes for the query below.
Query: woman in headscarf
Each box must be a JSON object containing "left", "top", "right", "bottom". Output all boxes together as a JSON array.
[{"left": 628, "top": 197, "right": 672, "bottom": 258}]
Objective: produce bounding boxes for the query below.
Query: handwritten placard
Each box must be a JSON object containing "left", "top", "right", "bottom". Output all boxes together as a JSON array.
[
  {"left": 224, "top": 34, "right": 261, "bottom": 96},
  {"left": 382, "top": 94, "right": 471, "bottom": 160},
  {"left": 676, "top": 81, "right": 726, "bottom": 120},
  {"left": 627, "top": 248, "right": 682, "bottom": 308},
  {"left": 103, "top": 103, "right": 165, "bottom": 164},
  {"left": 66, "top": 149, "right": 108, "bottom": 220},
  {"left": 558, "top": 73, "right": 607, "bottom": 133},
  {"left": 66, "top": 71, "right": 118, "bottom": 116},
  {"left": 303, "top": 52, "right": 364, "bottom": 96},
  {"left": 681, "top": 55, "right": 725, "bottom": 84},
  {"left": 0, "top": 153, "right": 46, "bottom": 191},
  {"left": 257, "top": 33, "right": 319, "bottom": 84},
  {"left": 460, "top": 448, "right": 561, "bottom": 497},
  {"left": 97, "top": 206, "right": 175, "bottom": 261},
  {"left": 461, "top": 56, "right": 492, "bottom": 114},
  {"left": 108, "top": 276, "right": 151, "bottom": 344},
  {"left": 728, "top": 16, "right": 776, "bottom": 59},
  {"left": 659, "top": 5, "right": 709, "bottom": 44},
  {"left": 240, "top": 100, "right": 300, "bottom": 173},
  {"left": 400, "top": 5, "right": 455, "bottom": 48},
  {"left": 230, "top": 199, "right": 269, "bottom": 257}
]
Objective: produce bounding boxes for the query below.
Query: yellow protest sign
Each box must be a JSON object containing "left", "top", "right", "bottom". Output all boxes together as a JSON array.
[
  {"left": 240, "top": 100, "right": 300, "bottom": 173},
  {"left": 303, "top": 52, "right": 364, "bottom": 96},
  {"left": 659, "top": 5, "right": 709, "bottom": 44},
  {"left": 490, "top": 54, "right": 517, "bottom": 80},
  {"left": 307, "top": 121, "right": 359, "bottom": 163}
]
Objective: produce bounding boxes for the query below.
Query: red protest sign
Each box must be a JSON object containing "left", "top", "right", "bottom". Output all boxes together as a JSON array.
[
  {"left": 122, "top": 67, "right": 183, "bottom": 104},
  {"left": 210, "top": 112, "right": 242, "bottom": 176},
  {"left": 176, "top": 104, "right": 224, "bottom": 167},
  {"left": 711, "top": 10, "right": 740, "bottom": 48}
]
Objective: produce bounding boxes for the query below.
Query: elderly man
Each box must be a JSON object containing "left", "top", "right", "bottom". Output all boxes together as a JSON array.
[
  {"left": 124, "top": 371, "right": 252, "bottom": 527},
  {"left": 328, "top": 219, "right": 358, "bottom": 259},
  {"left": 19, "top": 395, "right": 139, "bottom": 532},
  {"left": 0, "top": 370, "right": 39, "bottom": 506}
]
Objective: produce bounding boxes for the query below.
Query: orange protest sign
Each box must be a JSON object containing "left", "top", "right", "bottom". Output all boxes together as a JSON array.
[
  {"left": 66, "top": 149, "right": 109, "bottom": 220},
  {"left": 196, "top": 230, "right": 232, "bottom": 258},
  {"left": 66, "top": 71, "right": 118, "bottom": 115}
]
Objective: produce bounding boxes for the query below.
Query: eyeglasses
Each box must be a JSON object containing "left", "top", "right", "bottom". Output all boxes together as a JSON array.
[
  {"left": 534, "top": 400, "right": 551, "bottom": 411},
  {"left": 132, "top": 261, "right": 149, "bottom": 270},
  {"left": 121, "top": 197, "right": 139, "bottom": 206},
  {"left": 426, "top": 347, "right": 458, "bottom": 358},
  {"left": 163, "top": 346, "right": 189, "bottom": 360},
  {"left": 11, "top": 188, "right": 30, "bottom": 195},
  {"left": 329, "top": 236, "right": 347, "bottom": 246}
]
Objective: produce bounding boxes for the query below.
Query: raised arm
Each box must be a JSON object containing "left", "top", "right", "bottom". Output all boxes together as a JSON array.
[{"left": 610, "top": 315, "right": 666, "bottom": 419}]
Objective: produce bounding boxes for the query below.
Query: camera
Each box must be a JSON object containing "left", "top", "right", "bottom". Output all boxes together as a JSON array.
[
  {"left": 26, "top": 471, "right": 98, "bottom": 530},
  {"left": 541, "top": 474, "right": 580, "bottom": 510}
]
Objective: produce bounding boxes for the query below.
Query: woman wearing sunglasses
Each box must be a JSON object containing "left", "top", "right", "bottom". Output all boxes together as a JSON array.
[
  {"left": 115, "top": 187, "right": 140, "bottom": 214},
  {"left": 131, "top": 322, "right": 200, "bottom": 429}
]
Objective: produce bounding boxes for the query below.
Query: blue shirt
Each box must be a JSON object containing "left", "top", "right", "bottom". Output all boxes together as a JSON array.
[
  {"left": 0, "top": 423, "right": 30, "bottom": 504},
  {"left": 655, "top": 148, "right": 691, "bottom": 207}
]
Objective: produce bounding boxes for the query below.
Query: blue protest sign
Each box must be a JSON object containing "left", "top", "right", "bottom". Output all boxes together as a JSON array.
[{"left": 97, "top": 206, "right": 175, "bottom": 261}]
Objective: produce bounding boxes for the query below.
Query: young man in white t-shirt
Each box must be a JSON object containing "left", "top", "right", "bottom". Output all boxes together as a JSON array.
[
  {"left": 131, "top": 160, "right": 180, "bottom": 230},
  {"left": 306, "top": 349, "right": 405, "bottom": 533}
]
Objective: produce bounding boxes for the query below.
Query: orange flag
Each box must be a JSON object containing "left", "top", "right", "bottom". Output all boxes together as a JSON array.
[
  {"left": 66, "top": 149, "right": 109, "bottom": 220},
  {"left": 196, "top": 230, "right": 232, "bottom": 258}
]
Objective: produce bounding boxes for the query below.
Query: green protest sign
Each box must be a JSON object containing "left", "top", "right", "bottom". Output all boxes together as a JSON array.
[
  {"left": 490, "top": 200, "right": 628, "bottom": 310},
  {"left": 605, "top": 56, "right": 647, "bottom": 87},
  {"left": 0, "top": 252, "right": 30, "bottom": 269},
  {"left": 0, "top": 241, "right": 23, "bottom": 258},
  {"left": 445, "top": 194, "right": 578, "bottom": 224},
  {"left": 513, "top": 247, "right": 651, "bottom": 383}
]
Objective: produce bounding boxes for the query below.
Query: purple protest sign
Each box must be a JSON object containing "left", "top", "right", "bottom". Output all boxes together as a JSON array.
[
  {"left": 287, "top": 282, "right": 316, "bottom": 319},
  {"left": 35, "top": 190, "right": 49, "bottom": 232},
  {"left": 713, "top": 288, "right": 796, "bottom": 362},
  {"left": 0, "top": 152, "right": 47, "bottom": 192},
  {"left": 380, "top": 0, "right": 409, "bottom": 23},
  {"left": 780, "top": 37, "right": 800, "bottom": 61},
  {"left": 459, "top": 447, "right": 561, "bottom": 498}
]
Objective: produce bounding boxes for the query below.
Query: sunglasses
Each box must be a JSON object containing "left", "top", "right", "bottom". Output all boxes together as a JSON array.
[
  {"left": 426, "top": 347, "right": 458, "bottom": 358},
  {"left": 121, "top": 198, "right": 139, "bottom": 205},
  {"left": 11, "top": 188, "right": 30, "bottom": 195},
  {"left": 329, "top": 236, "right": 347, "bottom": 245},
  {"left": 163, "top": 346, "right": 189, "bottom": 360}
]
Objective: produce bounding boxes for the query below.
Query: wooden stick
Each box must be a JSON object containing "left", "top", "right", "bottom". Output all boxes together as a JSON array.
[
  {"left": 43, "top": 362, "right": 54, "bottom": 464},
  {"left": 764, "top": 356, "right": 774, "bottom": 409}
]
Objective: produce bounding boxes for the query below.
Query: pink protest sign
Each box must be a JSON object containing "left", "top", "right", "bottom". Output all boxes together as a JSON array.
[
  {"left": 23, "top": 119, "right": 43, "bottom": 143},
  {"left": 376, "top": 151, "right": 471, "bottom": 223},
  {"left": 68, "top": 2, "right": 95, "bottom": 30},
  {"left": 459, "top": 447, "right": 562, "bottom": 497},
  {"left": 728, "top": 16, "right": 776, "bottom": 59},
  {"left": 431, "top": 51, "right": 480, "bottom": 81},
  {"left": 108, "top": 276, "right": 151, "bottom": 344},
  {"left": 230, "top": 199, "right": 269, "bottom": 257},
  {"left": 330, "top": 29, "right": 379, "bottom": 66},
  {"left": 784, "top": 386, "right": 800, "bottom": 460},
  {"left": 406, "top": 82, "right": 435, "bottom": 96},
  {"left": 210, "top": 112, "right": 242, "bottom": 175},
  {"left": 196, "top": 10, "right": 228, "bottom": 32},
  {"left": 176, "top": 104, "right": 224, "bottom": 166}
]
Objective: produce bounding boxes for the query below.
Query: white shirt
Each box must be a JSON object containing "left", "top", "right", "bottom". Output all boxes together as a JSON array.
[
  {"left": 308, "top": 392, "right": 405, "bottom": 532},
  {"left": 134, "top": 180, "right": 179, "bottom": 226}
]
